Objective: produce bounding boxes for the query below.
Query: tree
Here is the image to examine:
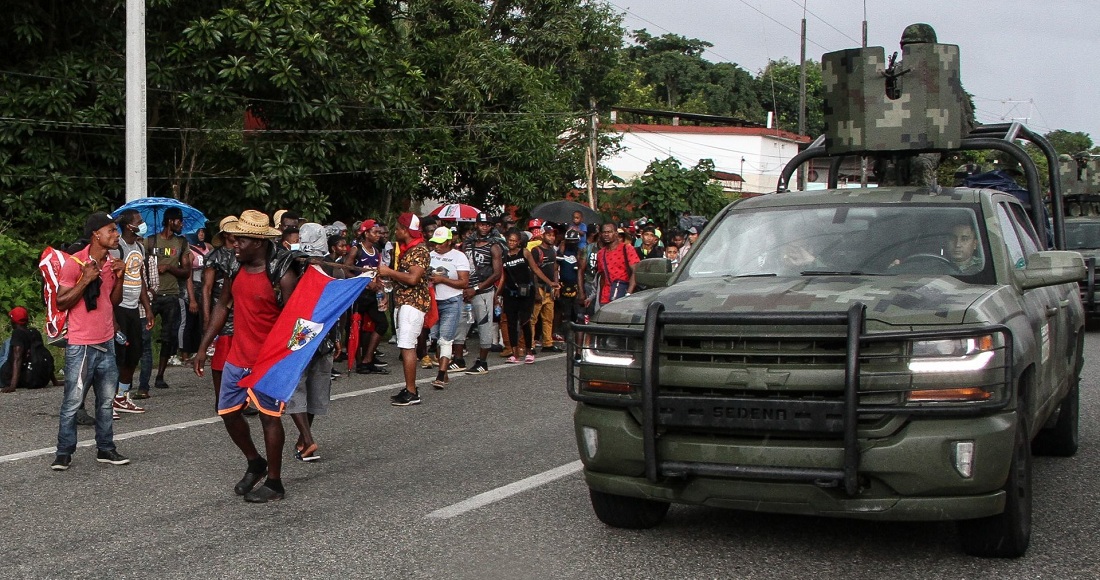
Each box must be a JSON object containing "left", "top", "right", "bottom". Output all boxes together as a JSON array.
[
  {"left": 618, "top": 157, "right": 726, "bottom": 228},
  {"left": 755, "top": 58, "right": 823, "bottom": 137},
  {"left": 1044, "top": 130, "right": 1093, "bottom": 155}
]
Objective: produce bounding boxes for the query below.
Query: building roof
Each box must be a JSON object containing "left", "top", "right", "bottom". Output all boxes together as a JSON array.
[{"left": 610, "top": 123, "right": 811, "bottom": 144}]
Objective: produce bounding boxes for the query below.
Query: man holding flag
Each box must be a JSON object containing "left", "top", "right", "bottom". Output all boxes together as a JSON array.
[{"left": 192, "top": 210, "right": 300, "bottom": 503}]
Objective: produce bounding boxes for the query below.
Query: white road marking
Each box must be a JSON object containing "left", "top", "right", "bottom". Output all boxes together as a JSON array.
[
  {"left": 0, "top": 353, "right": 567, "bottom": 464},
  {"left": 425, "top": 460, "right": 583, "bottom": 520}
]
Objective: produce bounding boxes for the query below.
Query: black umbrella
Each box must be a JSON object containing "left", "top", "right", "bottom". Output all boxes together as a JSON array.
[{"left": 529, "top": 200, "right": 600, "bottom": 226}]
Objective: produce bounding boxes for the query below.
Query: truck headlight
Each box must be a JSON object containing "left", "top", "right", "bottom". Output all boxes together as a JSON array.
[
  {"left": 908, "top": 335, "right": 996, "bottom": 373},
  {"left": 580, "top": 334, "right": 637, "bottom": 367}
]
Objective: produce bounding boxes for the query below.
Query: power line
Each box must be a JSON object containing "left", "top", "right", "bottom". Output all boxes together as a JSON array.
[
  {"left": 787, "top": 0, "right": 861, "bottom": 45},
  {"left": 0, "top": 70, "right": 584, "bottom": 118},
  {"left": 0, "top": 115, "right": 569, "bottom": 135},
  {"left": 735, "top": 0, "right": 828, "bottom": 51}
]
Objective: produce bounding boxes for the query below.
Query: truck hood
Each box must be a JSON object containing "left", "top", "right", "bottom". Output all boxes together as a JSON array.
[{"left": 597, "top": 275, "right": 994, "bottom": 327}]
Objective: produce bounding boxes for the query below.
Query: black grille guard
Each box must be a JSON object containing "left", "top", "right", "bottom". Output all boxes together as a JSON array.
[{"left": 567, "top": 302, "right": 1015, "bottom": 497}]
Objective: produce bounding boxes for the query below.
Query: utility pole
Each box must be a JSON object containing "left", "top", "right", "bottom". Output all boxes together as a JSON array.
[
  {"left": 860, "top": 0, "right": 869, "bottom": 188},
  {"left": 125, "top": 0, "right": 147, "bottom": 202},
  {"left": 797, "top": 1, "right": 807, "bottom": 190},
  {"left": 588, "top": 97, "right": 598, "bottom": 208}
]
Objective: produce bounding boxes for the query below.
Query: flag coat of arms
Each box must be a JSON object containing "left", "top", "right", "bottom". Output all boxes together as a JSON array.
[{"left": 239, "top": 266, "right": 371, "bottom": 401}]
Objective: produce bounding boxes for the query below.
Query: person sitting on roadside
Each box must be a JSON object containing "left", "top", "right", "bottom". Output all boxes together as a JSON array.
[{"left": 2, "top": 307, "right": 61, "bottom": 392}]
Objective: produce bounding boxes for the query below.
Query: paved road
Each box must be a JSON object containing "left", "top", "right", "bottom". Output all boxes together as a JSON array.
[{"left": 2, "top": 331, "right": 1099, "bottom": 578}]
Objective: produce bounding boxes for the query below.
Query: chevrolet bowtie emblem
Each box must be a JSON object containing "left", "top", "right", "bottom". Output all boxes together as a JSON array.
[{"left": 726, "top": 368, "right": 791, "bottom": 389}]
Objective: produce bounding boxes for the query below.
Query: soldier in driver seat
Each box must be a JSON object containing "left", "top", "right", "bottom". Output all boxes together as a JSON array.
[{"left": 947, "top": 222, "right": 983, "bottom": 274}]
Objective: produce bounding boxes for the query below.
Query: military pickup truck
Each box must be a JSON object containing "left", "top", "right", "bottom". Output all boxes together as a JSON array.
[
  {"left": 567, "top": 25, "right": 1085, "bottom": 558},
  {"left": 1064, "top": 214, "right": 1100, "bottom": 315}
]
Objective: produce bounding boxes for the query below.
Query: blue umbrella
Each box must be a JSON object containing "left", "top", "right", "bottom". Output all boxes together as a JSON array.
[{"left": 113, "top": 197, "right": 207, "bottom": 236}]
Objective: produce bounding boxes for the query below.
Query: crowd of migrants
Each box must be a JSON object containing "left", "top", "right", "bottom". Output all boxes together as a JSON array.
[{"left": 0, "top": 206, "right": 701, "bottom": 502}]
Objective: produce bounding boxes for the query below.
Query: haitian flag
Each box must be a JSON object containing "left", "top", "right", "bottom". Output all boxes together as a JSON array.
[{"left": 239, "top": 265, "right": 371, "bottom": 401}]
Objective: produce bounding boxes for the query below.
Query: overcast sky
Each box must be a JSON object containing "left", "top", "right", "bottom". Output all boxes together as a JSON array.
[{"left": 614, "top": 0, "right": 1100, "bottom": 141}]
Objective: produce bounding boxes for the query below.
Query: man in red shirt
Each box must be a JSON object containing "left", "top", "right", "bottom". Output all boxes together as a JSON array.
[
  {"left": 51, "top": 212, "right": 129, "bottom": 471},
  {"left": 596, "top": 222, "right": 640, "bottom": 305},
  {"left": 193, "top": 210, "right": 300, "bottom": 503}
]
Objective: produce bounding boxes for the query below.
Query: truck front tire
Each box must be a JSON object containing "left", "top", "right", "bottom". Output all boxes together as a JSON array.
[
  {"left": 589, "top": 488, "right": 670, "bottom": 529},
  {"left": 957, "top": 414, "right": 1032, "bottom": 558}
]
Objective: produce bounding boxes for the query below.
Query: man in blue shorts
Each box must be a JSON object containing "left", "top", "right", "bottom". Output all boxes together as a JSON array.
[{"left": 193, "top": 210, "right": 300, "bottom": 503}]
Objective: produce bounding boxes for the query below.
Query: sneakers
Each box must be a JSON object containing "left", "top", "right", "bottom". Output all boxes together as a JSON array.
[
  {"left": 167, "top": 355, "right": 183, "bottom": 367},
  {"left": 154, "top": 378, "right": 170, "bottom": 389},
  {"left": 387, "top": 336, "right": 397, "bottom": 345},
  {"left": 524, "top": 354, "right": 536, "bottom": 364},
  {"left": 542, "top": 345, "right": 563, "bottom": 353},
  {"left": 391, "top": 388, "right": 421, "bottom": 406},
  {"left": 244, "top": 483, "right": 284, "bottom": 503},
  {"left": 132, "top": 390, "right": 151, "bottom": 400},
  {"left": 330, "top": 369, "right": 341, "bottom": 380},
  {"left": 506, "top": 355, "right": 520, "bottom": 364},
  {"left": 431, "top": 376, "right": 449, "bottom": 389},
  {"left": 498, "top": 348, "right": 513, "bottom": 358},
  {"left": 96, "top": 449, "right": 130, "bottom": 465},
  {"left": 356, "top": 363, "right": 389, "bottom": 375},
  {"left": 235, "top": 461, "right": 267, "bottom": 496},
  {"left": 465, "top": 360, "right": 489, "bottom": 375},
  {"left": 420, "top": 355, "right": 434, "bottom": 369},
  {"left": 375, "top": 349, "right": 386, "bottom": 359},
  {"left": 113, "top": 409, "right": 120, "bottom": 420},
  {"left": 75, "top": 408, "right": 95, "bottom": 426},
  {"left": 490, "top": 343, "right": 504, "bottom": 352},
  {"left": 448, "top": 359, "right": 467, "bottom": 372},
  {"left": 113, "top": 394, "right": 145, "bottom": 414},
  {"left": 50, "top": 455, "right": 71, "bottom": 471},
  {"left": 552, "top": 333, "right": 565, "bottom": 342}
]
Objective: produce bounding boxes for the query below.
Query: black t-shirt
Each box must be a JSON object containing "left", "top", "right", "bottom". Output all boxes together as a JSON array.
[
  {"left": 531, "top": 244, "right": 557, "bottom": 287},
  {"left": 2, "top": 326, "right": 39, "bottom": 385}
]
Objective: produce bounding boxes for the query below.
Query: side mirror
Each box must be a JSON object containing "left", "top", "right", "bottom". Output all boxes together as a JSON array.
[
  {"left": 634, "top": 258, "right": 674, "bottom": 288},
  {"left": 1016, "top": 250, "right": 1086, "bottom": 290}
]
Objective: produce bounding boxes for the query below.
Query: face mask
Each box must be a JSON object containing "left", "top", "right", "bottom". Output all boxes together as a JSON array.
[
  {"left": 135, "top": 222, "right": 148, "bottom": 237},
  {"left": 289, "top": 243, "right": 301, "bottom": 251}
]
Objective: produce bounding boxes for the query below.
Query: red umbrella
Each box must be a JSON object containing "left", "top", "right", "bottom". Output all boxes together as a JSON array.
[{"left": 429, "top": 203, "right": 481, "bottom": 221}]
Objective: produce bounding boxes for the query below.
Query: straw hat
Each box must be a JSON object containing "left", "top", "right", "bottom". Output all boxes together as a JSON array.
[
  {"left": 222, "top": 210, "right": 280, "bottom": 239},
  {"left": 212, "top": 216, "right": 238, "bottom": 247}
]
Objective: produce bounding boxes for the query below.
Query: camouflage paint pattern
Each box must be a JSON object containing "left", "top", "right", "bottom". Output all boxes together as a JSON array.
[{"left": 821, "top": 43, "right": 966, "bottom": 154}]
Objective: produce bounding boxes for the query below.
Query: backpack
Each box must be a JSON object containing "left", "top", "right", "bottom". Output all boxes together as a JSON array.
[
  {"left": 1, "top": 330, "right": 54, "bottom": 389},
  {"left": 38, "top": 246, "right": 70, "bottom": 346},
  {"left": 19, "top": 336, "right": 55, "bottom": 389}
]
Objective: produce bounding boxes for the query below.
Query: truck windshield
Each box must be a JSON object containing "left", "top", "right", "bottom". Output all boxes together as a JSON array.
[
  {"left": 682, "top": 204, "right": 991, "bottom": 281},
  {"left": 1065, "top": 221, "right": 1100, "bottom": 250}
]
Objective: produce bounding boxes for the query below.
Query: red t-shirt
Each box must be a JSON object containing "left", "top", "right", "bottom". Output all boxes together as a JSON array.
[
  {"left": 227, "top": 269, "right": 279, "bottom": 369},
  {"left": 58, "top": 246, "right": 117, "bottom": 345},
  {"left": 597, "top": 243, "right": 640, "bottom": 304}
]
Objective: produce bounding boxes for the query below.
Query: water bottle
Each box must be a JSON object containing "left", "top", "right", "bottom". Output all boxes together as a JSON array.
[
  {"left": 114, "top": 331, "right": 129, "bottom": 346},
  {"left": 376, "top": 291, "right": 387, "bottom": 312},
  {"left": 494, "top": 304, "right": 502, "bottom": 319},
  {"left": 464, "top": 302, "right": 475, "bottom": 323}
]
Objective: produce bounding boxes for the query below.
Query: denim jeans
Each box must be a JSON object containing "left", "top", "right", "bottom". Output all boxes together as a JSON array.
[
  {"left": 139, "top": 317, "right": 152, "bottom": 390},
  {"left": 57, "top": 341, "right": 119, "bottom": 455},
  {"left": 434, "top": 296, "right": 463, "bottom": 343}
]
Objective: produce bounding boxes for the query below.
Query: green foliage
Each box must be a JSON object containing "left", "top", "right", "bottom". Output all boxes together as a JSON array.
[
  {"left": 618, "top": 30, "right": 761, "bottom": 122},
  {"left": 755, "top": 58, "right": 823, "bottom": 136},
  {"left": 621, "top": 157, "right": 726, "bottom": 228},
  {"left": 0, "top": 227, "right": 43, "bottom": 317},
  {"left": 0, "top": 0, "right": 626, "bottom": 243},
  {"left": 1044, "top": 130, "right": 1093, "bottom": 156}
]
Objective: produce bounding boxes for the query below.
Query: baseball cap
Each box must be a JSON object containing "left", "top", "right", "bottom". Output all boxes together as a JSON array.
[
  {"left": 688, "top": 226, "right": 699, "bottom": 234},
  {"left": 429, "top": 226, "right": 452, "bottom": 244},
  {"left": 527, "top": 218, "right": 543, "bottom": 230},
  {"left": 358, "top": 219, "right": 377, "bottom": 234},
  {"left": 8, "top": 306, "right": 28, "bottom": 325},
  {"left": 475, "top": 212, "right": 491, "bottom": 224},
  {"left": 564, "top": 230, "right": 581, "bottom": 242}
]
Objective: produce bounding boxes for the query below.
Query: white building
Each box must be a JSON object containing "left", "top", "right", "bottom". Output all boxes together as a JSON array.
[{"left": 602, "top": 123, "right": 810, "bottom": 195}]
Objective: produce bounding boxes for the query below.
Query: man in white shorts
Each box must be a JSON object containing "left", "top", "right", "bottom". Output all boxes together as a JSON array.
[{"left": 377, "top": 213, "right": 431, "bottom": 406}]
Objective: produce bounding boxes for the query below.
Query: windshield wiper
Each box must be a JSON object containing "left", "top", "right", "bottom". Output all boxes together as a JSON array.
[
  {"left": 732, "top": 272, "right": 778, "bottom": 278},
  {"left": 800, "top": 270, "right": 881, "bottom": 276}
]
